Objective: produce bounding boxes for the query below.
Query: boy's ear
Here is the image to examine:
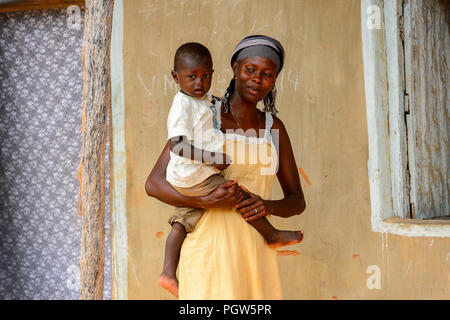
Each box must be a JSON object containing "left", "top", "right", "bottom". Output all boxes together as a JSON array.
[{"left": 171, "top": 70, "right": 179, "bottom": 83}]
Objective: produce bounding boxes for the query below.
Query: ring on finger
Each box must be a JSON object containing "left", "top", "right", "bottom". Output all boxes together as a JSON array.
[{"left": 254, "top": 208, "right": 258, "bottom": 214}]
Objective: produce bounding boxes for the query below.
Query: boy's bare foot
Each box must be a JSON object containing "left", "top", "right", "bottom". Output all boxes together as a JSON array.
[
  {"left": 158, "top": 274, "right": 179, "bottom": 298},
  {"left": 267, "top": 230, "right": 304, "bottom": 249}
]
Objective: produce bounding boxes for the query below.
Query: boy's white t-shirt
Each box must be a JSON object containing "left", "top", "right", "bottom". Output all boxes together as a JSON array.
[{"left": 166, "top": 91, "right": 224, "bottom": 188}]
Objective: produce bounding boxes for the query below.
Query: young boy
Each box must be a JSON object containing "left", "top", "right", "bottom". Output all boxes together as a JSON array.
[{"left": 158, "top": 42, "right": 303, "bottom": 298}]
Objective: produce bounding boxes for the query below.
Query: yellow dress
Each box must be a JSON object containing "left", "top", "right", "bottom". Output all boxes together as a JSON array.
[{"left": 178, "top": 111, "right": 283, "bottom": 299}]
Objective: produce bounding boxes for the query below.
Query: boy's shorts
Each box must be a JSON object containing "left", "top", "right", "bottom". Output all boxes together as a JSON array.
[{"left": 168, "top": 173, "right": 227, "bottom": 232}]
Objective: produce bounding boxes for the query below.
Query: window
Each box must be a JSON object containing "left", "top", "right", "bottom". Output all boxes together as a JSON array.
[{"left": 361, "top": 0, "right": 449, "bottom": 237}]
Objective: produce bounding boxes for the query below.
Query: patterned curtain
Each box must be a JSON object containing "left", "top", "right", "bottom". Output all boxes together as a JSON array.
[{"left": 0, "top": 7, "right": 111, "bottom": 300}]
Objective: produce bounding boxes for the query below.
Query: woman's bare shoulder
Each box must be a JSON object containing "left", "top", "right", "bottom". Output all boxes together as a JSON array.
[{"left": 271, "top": 114, "right": 288, "bottom": 132}]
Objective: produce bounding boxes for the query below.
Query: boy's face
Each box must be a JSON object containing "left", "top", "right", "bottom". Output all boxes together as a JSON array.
[{"left": 172, "top": 57, "right": 213, "bottom": 99}]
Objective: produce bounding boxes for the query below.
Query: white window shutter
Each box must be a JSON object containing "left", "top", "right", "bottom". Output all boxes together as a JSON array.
[{"left": 403, "top": 0, "right": 450, "bottom": 219}]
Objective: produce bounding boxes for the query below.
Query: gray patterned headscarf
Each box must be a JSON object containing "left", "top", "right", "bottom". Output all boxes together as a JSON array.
[
  {"left": 231, "top": 36, "right": 285, "bottom": 74},
  {"left": 221, "top": 35, "right": 286, "bottom": 115},
  {"left": 235, "top": 45, "right": 281, "bottom": 73}
]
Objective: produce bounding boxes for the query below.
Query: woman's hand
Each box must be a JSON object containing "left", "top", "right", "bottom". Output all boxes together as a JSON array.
[
  {"left": 235, "top": 186, "right": 268, "bottom": 222},
  {"left": 146, "top": 143, "right": 239, "bottom": 210},
  {"left": 201, "top": 180, "right": 244, "bottom": 210}
]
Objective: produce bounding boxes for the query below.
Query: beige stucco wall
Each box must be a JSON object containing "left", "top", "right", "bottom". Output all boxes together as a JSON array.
[{"left": 119, "top": 0, "right": 450, "bottom": 299}]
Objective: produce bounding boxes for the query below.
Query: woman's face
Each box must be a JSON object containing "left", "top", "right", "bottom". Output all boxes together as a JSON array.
[{"left": 233, "top": 56, "right": 277, "bottom": 104}]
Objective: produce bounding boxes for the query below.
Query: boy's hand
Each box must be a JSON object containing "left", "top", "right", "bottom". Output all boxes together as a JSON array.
[
  {"left": 202, "top": 180, "right": 243, "bottom": 209},
  {"left": 211, "top": 162, "right": 229, "bottom": 171}
]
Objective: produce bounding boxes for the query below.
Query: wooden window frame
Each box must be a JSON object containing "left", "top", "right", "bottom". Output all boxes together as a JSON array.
[
  {"left": 361, "top": 0, "right": 450, "bottom": 237},
  {"left": 0, "top": 0, "right": 84, "bottom": 13}
]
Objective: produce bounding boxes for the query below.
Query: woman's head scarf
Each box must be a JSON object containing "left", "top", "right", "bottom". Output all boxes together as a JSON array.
[
  {"left": 221, "top": 35, "right": 285, "bottom": 115},
  {"left": 231, "top": 35, "right": 285, "bottom": 74}
]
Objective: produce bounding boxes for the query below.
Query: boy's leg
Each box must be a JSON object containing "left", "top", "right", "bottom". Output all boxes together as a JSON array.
[
  {"left": 158, "top": 222, "right": 186, "bottom": 298},
  {"left": 240, "top": 188, "right": 304, "bottom": 248},
  {"left": 159, "top": 176, "right": 222, "bottom": 298},
  {"left": 199, "top": 176, "right": 304, "bottom": 247},
  {"left": 247, "top": 216, "right": 304, "bottom": 248}
]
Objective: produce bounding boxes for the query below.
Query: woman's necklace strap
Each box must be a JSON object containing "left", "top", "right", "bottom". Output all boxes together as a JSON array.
[{"left": 230, "top": 102, "right": 261, "bottom": 137}]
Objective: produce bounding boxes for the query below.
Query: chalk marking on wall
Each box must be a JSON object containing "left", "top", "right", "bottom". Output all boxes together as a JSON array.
[
  {"left": 185, "top": 0, "right": 206, "bottom": 16},
  {"left": 137, "top": 72, "right": 153, "bottom": 97},
  {"left": 164, "top": 0, "right": 185, "bottom": 17},
  {"left": 287, "top": 70, "right": 300, "bottom": 92},
  {"left": 150, "top": 32, "right": 162, "bottom": 57},
  {"left": 248, "top": 20, "right": 269, "bottom": 35},
  {"left": 215, "top": 0, "right": 226, "bottom": 7},
  {"left": 247, "top": 20, "right": 258, "bottom": 36},
  {"left": 152, "top": 75, "right": 156, "bottom": 89},
  {"left": 228, "top": 0, "right": 241, "bottom": 13},
  {"left": 274, "top": 9, "right": 287, "bottom": 37},
  {"left": 164, "top": 74, "right": 177, "bottom": 96},
  {"left": 278, "top": 69, "right": 285, "bottom": 91},
  {"left": 231, "top": 11, "right": 244, "bottom": 25},
  {"left": 406, "top": 261, "right": 412, "bottom": 273},
  {"left": 110, "top": 0, "right": 128, "bottom": 300},
  {"left": 165, "top": 9, "right": 176, "bottom": 16},
  {"left": 139, "top": 5, "right": 159, "bottom": 15},
  {"left": 227, "top": 0, "right": 245, "bottom": 25},
  {"left": 138, "top": 1, "right": 160, "bottom": 24},
  {"left": 201, "top": 0, "right": 212, "bottom": 8},
  {"left": 130, "top": 261, "right": 141, "bottom": 290}
]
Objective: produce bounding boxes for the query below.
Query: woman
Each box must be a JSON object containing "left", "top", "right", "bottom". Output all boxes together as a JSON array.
[{"left": 146, "top": 35, "right": 306, "bottom": 299}]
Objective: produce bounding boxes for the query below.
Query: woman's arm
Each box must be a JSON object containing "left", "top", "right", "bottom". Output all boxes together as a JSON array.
[
  {"left": 145, "top": 142, "right": 243, "bottom": 209},
  {"left": 267, "top": 115, "right": 306, "bottom": 216},
  {"left": 236, "top": 116, "right": 306, "bottom": 219}
]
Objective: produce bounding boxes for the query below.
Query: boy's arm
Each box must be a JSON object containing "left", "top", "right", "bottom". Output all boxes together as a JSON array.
[
  {"left": 169, "top": 135, "right": 231, "bottom": 170},
  {"left": 145, "top": 142, "right": 242, "bottom": 209}
]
